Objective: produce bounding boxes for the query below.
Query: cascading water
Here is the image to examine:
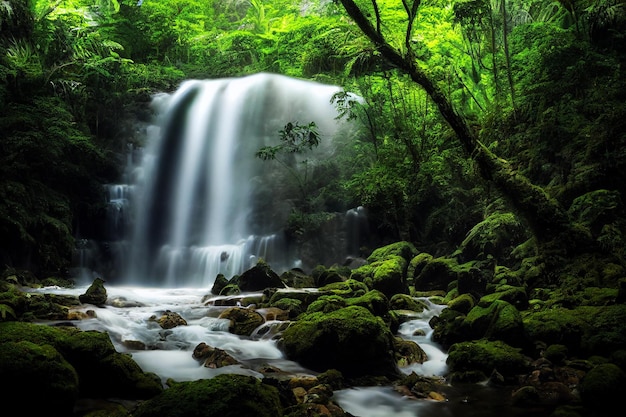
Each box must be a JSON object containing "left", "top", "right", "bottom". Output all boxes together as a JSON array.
[{"left": 120, "top": 73, "right": 353, "bottom": 287}]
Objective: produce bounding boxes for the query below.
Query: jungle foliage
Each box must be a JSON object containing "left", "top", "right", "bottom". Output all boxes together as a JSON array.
[{"left": 1, "top": 0, "right": 625, "bottom": 276}]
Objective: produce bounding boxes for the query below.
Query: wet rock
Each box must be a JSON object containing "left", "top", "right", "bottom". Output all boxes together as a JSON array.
[
  {"left": 237, "top": 259, "right": 285, "bottom": 292},
  {"left": 192, "top": 342, "right": 240, "bottom": 368},
  {"left": 155, "top": 310, "right": 187, "bottom": 329},
  {"left": 218, "top": 306, "right": 265, "bottom": 336},
  {"left": 280, "top": 305, "right": 401, "bottom": 379},
  {"left": 79, "top": 277, "right": 107, "bottom": 307}
]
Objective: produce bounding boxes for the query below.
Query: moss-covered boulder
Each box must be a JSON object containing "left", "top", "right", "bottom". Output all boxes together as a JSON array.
[
  {"left": 280, "top": 268, "right": 316, "bottom": 288},
  {"left": 481, "top": 285, "right": 529, "bottom": 310},
  {"left": 446, "top": 339, "right": 532, "bottom": 383},
  {"left": 407, "top": 252, "right": 433, "bottom": 285},
  {"left": 447, "top": 293, "right": 476, "bottom": 315},
  {"left": 313, "top": 265, "right": 349, "bottom": 287},
  {"left": 0, "top": 340, "right": 79, "bottom": 417},
  {"left": 0, "top": 321, "right": 163, "bottom": 399},
  {"left": 454, "top": 211, "right": 528, "bottom": 264},
  {"left": 319, "top": 278, "right": 369, "bottom": 298},
  {"left": 464, "top": 299, "right": 526, "bottom": 347},
  {"left": 79, "top": 277, "right": 108, "bottom": 306},
  {"left": 280, "top": 305, "right": 400, "bottom": 379},
  {"left": 351, "top": 255, "right": 409, "bottom": 298},
  {"left": 306, "top": 294, "right": 347, "bottom": 314},
  {"left": 237, "top": 259, "right": 285, "bottom": 292},
  {"left": 389, "top": 293, "right": 428, "bottom": 313},
  {"left": 578, "top": 363, "right": 626, "bottom": 411},
  {"left": 218, "top": 306, "right": 265, "bottom": 336},
  {"left": 367, "top": 241, "right": 419, "bottom": 264},
  {"left": 346, "top": 289, "right": 390, "bottom": 317},
  {"left": 413, "top": 257, "right": 460, "bottom": 292},
  {"left": 133, "top": 374, "right": 283, "bottom": 417},
  {"left": 522, "top": 305, "right": 626, "bottom": 357}
]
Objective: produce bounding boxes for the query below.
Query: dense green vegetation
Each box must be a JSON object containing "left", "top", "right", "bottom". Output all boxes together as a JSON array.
[{"left": 1, "top": 0, "right": 625, "bottom": 284}]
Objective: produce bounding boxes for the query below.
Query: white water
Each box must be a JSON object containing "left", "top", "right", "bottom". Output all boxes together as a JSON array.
[
  {"left": 30, "top": 285, "right": 449, "bottom": 412},
  {"left": 117, "top": 73, "right": 351, "bottom": 287}
]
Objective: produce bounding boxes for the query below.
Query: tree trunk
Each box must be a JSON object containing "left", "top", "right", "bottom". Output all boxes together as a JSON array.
[{"left": 338, "top": 0, "right": 585, "bottom": 248}]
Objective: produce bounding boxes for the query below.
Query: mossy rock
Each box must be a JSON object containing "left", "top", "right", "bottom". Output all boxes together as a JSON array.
[
  {"left": 351, "top": 255, "right": 409, "bottom": 298},
  {"left": 389, "top": 293, "right": 428, "bottom": 313},
  {"left": 407, "top": 252, "right": 433, "bottom": 283},
  {"left": 79, "top": 277, "right": 108, "bottom": 306},
  {"left": 446, "top": 339, "right": 531, "bottom": 382},
  {"left": 447, "top": 293, "right": 476, "bottom": 314},
  {"left": 464, "top": 299, "right": 525, "bottom": 347},
  {"left": 414, "top": 257, "right": 461, "bottom": 292},
  {"left": 210, "top": 273, "right": 229, "bottom": 295},
  {"left": 315, "top": 266, "right": 349, "bottom": 287},
  {"left": 523, "top": 305, "right": 626, "bottom": 357},
  {"left": 0, "top": 340, "right": 79, "bottom": 416},
  {"left": 269, "top": 297, "right": 304, "bottom": 318},
  {"left": 133, "top": 374, "right": 282, "bottom": 417},
  {"left": 345, "top": 289, "right": 390, "bottom": 317},
  {"left": 455, "top": 211, "right": 528, "bottom": 263},
  {"left": 480, "top": 285, "right": 529, "bottom": 310},
  {"left": 280, "top": 305, "right": 400, "bottom": 378},
  {"left": 0, "top": 321, "right": 163, "bottom": 399},
  {"left": 280, "top": 269, "right": 316, "bottom": 288},
  {"left": 579, "top": 363, "right": 626, "bottom": 410},
  {"left": 237, "top": 259, "right": 285, "bottom": 292},
  {"left": 218, "top": 306, "right": 265, "bottom": 336},
  {"left": 366, "top": 241, "right": 419, "bottom": 264},
  {"left": 319, "top": 278, "right": 369, "bottom": 298},
  {"left": 306, "top": 294, "right": 347, "bottom": 314}
]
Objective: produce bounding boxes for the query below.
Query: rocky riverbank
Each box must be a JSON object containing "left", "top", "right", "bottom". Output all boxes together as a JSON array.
[{"left": 1, "top": 241, "right": 626, "bottom": 417}]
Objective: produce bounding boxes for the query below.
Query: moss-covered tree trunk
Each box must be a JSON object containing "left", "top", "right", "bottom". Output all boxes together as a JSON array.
[{"left": 339, "top": 0, "right": 586, "bottom": 250}]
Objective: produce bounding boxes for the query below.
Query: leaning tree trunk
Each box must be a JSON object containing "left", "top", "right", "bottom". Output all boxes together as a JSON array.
[{"left": 339, "top": 0, "right": 586, "bottom": 249}]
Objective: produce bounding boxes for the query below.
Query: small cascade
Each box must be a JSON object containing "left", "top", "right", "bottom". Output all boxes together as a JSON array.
[{"left": 345, "top": 206, "right": 369, "bottom": 257}]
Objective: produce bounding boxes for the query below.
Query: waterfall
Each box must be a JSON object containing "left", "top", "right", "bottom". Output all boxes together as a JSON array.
[{"left": 121, "top": 73, "right": 350, "bottom": 287}]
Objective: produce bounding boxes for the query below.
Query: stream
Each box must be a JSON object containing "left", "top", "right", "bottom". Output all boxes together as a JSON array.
[{"left": 30, "top": 284, "right": 466, "bottom": 416}]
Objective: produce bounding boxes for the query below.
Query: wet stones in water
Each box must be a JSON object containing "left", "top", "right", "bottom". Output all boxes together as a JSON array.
[
  {"left": 193, "top": 342, "right": 240, "bottom": 368},
  {"left": 153, "top": 310, "right": 188, "bottom": 329}
]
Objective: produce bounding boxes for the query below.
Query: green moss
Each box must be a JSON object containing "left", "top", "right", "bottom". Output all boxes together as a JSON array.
[
  {"left": 318, "top": 278, "right": 368, "bottom": 297},
  {"left": 0, "top": 321, "right": 162, "bottom": 399},
  {"left": 133, "top": 374, "right": 282, "bottom": 417},
  {"left": 281, "top": 305, "right": 398, "bottom": 378},
  {"left": 446, "top": 339, "right": 530, "bottom": 379},
  {"left": 389, "top": 293, "right": 428, "bottom": 313},
  {"left": 465, "top": 300, "right": 524, "bottom": 346},
  {"left": 367, "top": 241, "right": 419, "bottom": 264},
  {"left": 447, "top": 293, "right": 475, "bottom": 314},
  {"left": 523, "top": 305, "right": 626, "bottom": 356},
  {"left": 579, "top": 363, "right": 626, "bottom": 410},
  {"left": 346, "top": 289, "right": 390, "bottom": 317},
  {"left": 306, "top": 294, "right": 346, "bottom": 314},
  {"left": 0, "top": 340, "right": 79, "bottom": 416}
]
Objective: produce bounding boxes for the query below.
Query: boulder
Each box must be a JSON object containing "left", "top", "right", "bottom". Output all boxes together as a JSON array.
[
  {"left": 446, "top": 339, "right": 532, "bottom": 383},
  {"left": 79, "top": 277, "right": 107, "bottom": 306},
  {"left": 280, "top": 305, "right": 400, "bottom": 379},
  {"left": 0, "top": 340, "right": 79, "bottom": 417},
  {"left": 237, "top": 259, "right": 285, "bottom": 292},
  {"left": 218, "top": 306, "right": 265, "bottom": 336},
  {"left": 133, "top": 374, "right": 282, "bottom": 417}
]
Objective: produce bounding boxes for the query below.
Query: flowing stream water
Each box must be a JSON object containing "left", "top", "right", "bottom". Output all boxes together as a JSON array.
[
  {"left": 60, "top": 73, "right": 518, "bottom": 415},
  {"left": 31, "top": 284, "right": 452, "bottom": 416}
]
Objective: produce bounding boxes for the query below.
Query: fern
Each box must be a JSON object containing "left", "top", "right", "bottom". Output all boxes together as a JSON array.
[{"left": 0, "top": 304, "right": 16, "bottom": 321}]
